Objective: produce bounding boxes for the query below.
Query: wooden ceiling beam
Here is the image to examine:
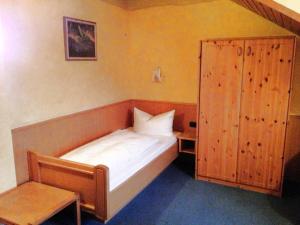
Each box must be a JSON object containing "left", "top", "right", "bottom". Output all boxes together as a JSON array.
[
  {"left": 232, "top": 0, "right": 300, "bottom": 35},
  {"left": 256, "top": 0, "right": 300, "bottom": 22}
]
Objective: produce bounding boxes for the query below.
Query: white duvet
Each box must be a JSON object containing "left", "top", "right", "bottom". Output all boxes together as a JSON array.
[
  {"left": 61, "top": 128, "right": 177, "bottom": 191},
  {"left": 61, "top": 129, "right": 158, "bottom": 173}
]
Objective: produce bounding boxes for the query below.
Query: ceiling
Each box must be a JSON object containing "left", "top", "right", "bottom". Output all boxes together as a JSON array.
[
  {"left": 233, "top": 0, "right": 300, "bottom": 35},
  {"left": 101, "top": 0, "right": 300, "bottom": 35},
  {"left": 274, "top": 0, "right": 300, "bottom": 14}
]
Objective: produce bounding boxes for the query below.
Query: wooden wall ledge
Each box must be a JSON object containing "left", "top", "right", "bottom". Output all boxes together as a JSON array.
[{"left": 289, "top": 114, "right": 300, "bottom": 117}]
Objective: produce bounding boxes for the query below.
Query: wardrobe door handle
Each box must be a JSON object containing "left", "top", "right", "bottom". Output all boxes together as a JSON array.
[
  {"left": 247, "top": 46, "right": 252, "bottom": 56},
  {"left": 237, "top": 47, "right": 243, "bottom": 56}
]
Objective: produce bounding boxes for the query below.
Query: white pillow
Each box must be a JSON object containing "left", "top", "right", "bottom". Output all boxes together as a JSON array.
[{"left": 133, "top": 107, "right": 175, "bottom": 136}]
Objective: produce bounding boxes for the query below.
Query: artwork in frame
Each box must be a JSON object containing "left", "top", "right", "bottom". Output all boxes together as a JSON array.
[{"left": 63, "top": 17, "right": 97, "bottom": 60}]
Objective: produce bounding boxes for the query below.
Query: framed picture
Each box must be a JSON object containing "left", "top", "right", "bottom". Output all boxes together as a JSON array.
[{"left": 63, "top": 17, "right": 97, "bottom": 60}]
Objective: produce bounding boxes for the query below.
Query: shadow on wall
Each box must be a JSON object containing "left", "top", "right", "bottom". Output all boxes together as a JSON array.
[
  {"left": 174, "top": 113, "right": 185, "bottom": 132},
  {"left": 101, "top": 0, "right": 218, "bottom": 10},
  {"left": 100, "top": 0, "right": 126, "bottom": 8},
  {"left": 268, "top": 181, "right": 300, "bottom": 225},
  {"left": 285, "top": 152, "right": 300, "bottom": 185},
  {"left": 268, "top": 152, "right": 300, "bottom": 225}
]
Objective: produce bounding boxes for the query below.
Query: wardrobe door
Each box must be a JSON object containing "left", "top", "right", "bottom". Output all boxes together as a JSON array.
[
  {"left": 238, "top": 38, "right": 295, "bottom": 191},
  {"left": 198, "top": 40, "right": 244, "bottom": 182}
]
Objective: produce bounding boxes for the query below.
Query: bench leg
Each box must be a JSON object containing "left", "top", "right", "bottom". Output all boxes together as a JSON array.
[{"left": 75, "top": 195, "right": 81, "bottom": 225}]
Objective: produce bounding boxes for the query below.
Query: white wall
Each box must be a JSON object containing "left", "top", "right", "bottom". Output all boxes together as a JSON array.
[{"left": 0, "top": 0, "right": 130, "bottom": 192}]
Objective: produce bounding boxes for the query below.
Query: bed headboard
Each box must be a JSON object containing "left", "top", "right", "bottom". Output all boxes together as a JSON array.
[{"left": 12, "top": 99, "right": 197, "bottom": 185}]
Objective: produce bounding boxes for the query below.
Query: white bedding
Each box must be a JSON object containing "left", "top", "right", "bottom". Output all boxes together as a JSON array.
[{"left": 60, "top": 128, "right": 177, "bottom": 191}]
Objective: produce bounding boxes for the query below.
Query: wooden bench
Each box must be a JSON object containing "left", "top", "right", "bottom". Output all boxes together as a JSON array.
[{"left": 0, "top": 182, "right": 80, "bottom": 225}]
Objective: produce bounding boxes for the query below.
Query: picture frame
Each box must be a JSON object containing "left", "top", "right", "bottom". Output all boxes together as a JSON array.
[{"left": 63, "top": 17, "right": 97, "bottom": 60}]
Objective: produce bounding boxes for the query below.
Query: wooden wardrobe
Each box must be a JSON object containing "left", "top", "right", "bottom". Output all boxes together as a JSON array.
[{"left": 196, "top": 36, "right": 296, "bottom": 196}]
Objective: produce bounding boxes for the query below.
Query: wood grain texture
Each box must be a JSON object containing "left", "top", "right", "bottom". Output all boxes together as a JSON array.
[
  {"left": 13, "top": 99, "right": 195, "bottom": 186},
  {"left": 290, "top": 37, "right": 300, "bottom": 114},
  {"left": 95, "top": 166, "right": 108, "bottom": 220},
  {"left": 28, "top": 151, "right": 108, "bottom": 221},
  {"left": 0, "top": 182, "right": 80, "bottom": 225},
  {"left": 238, "top": 38, "right": 295, "bottom": 191},
  {"left": 284, "top": 115, "right": 300, "bottom": 183},
  {"left": 232, "top": 0, "right": 300, "bottom": 35},
  {"left": 197, "top": 39, "right": 244, "bottom": 182},
  {"left": 27, "top": 144, "right": 178, "bottom": 222},
  {"left": 28, "top": 151, "right": 101, "bottom": 213},
  {"left": 178, "top": 132, "right": 196, "bottom": 155},
  {"left": 12, "top": 100, "right": 132, "bottom": 185},
  {"left": 197, "top": 36, "right": 296, "bottom": 195},
  {"left": 197, "top": 175, "right": 281, "bottom": 196}
]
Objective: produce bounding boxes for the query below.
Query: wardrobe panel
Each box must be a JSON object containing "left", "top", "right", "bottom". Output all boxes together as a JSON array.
[
  {"left": 198, "top": 40, "right": 244, "bottom": 182},
  {"left": 238, "top": 38, "right": 294, "bottom": 191}
]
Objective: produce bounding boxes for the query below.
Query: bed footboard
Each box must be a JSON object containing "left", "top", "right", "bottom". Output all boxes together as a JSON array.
[
  {"left": 27, "top": 151, "right": 109, "bottom": 221},
  {"left": 27, "top": 142, "right": 178, "bottom": 222},
  {"left": 107, "top": 143, "right": 178, "bottom": 220}
]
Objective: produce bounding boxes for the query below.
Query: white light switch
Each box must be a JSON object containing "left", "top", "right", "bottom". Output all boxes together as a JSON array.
[{"left": 152, "top": 67, "right": 162, "bottom": 82}]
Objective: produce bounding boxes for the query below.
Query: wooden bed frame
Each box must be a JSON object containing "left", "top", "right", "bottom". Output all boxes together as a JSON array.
[
  {"left": 27, "top": 143, "right": 178, "bottom": 222},
  {"left": 13, "top": 99, "right": 193, "bottom": 221}
]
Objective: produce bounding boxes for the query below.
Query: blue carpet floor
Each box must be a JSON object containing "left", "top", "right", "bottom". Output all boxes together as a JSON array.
[{"left": 43, "top": 155, "right": 300, "bottom": 225}]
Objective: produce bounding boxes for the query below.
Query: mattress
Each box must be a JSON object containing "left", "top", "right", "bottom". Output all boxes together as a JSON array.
[{"left": 60, "top": 128, "right": 177, "bottom": 191}]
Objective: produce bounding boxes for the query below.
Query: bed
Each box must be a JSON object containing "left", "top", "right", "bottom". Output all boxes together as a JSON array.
[{"left": 27, "top": 128, "right": 178, "bottom": 222}]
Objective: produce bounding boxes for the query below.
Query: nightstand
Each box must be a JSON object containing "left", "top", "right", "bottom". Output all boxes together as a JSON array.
[{"left": 178, "top": 132, "right": 196, "bottom": 155}]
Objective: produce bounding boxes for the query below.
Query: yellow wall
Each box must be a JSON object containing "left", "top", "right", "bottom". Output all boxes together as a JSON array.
[
  {"left": 1, "top": 0, "right": 299, "bottom": 192},
  {"left": 0, "top": 0, "right": 130, "bottom": 192},
  {"left": 127, "top": 0, "right": 292, "bottom": 103},
  {"left": 125, "top": 0, "right": 218, "bottom": 10}
]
